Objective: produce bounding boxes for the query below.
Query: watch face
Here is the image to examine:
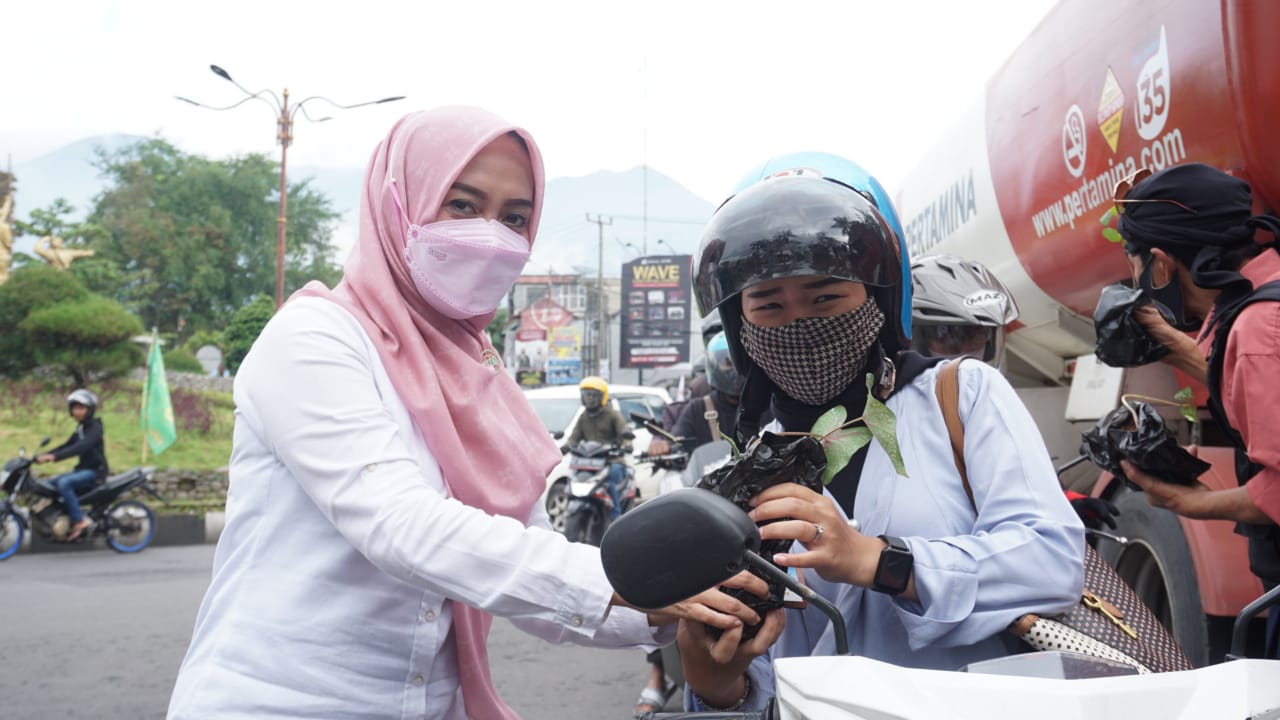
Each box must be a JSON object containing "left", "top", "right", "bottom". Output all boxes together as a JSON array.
[{"left": 874, "top": 536, "right": 913, "bottom": 595}]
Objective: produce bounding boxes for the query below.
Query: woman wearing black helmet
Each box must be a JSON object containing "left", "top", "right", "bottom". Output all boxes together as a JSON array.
[
  {"left": 35, "top": 388, "right": 109, "bottom": 542},
  {"left": 680, "top": 170, "right": 1084, "bottom": 712}
]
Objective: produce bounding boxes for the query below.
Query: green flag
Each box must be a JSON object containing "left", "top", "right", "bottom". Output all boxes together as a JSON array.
[{"left": 142, "top": 338, "right": 177, "bottom": 455}]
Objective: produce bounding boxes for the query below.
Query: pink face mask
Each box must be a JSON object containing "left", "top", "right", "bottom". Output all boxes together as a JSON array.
[{"left": 391, "top": 181, "right": 532, "bottom": 320}]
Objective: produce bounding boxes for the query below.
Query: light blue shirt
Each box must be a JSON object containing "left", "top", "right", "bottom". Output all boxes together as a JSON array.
[{"left": 693, "top": 360, "right": 1085, "bottom": 711}]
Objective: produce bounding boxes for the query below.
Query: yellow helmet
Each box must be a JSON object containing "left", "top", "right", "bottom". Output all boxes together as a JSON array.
[{"left": 579, "top": 376, "right": 609, "bottom": 406}]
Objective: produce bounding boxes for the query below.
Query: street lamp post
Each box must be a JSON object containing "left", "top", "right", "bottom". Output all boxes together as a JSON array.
[{"left": 177, "top": 65, "right": 404, "bottom": 308}]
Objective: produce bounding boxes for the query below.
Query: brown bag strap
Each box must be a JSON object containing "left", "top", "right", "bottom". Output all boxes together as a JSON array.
[
  {"left": 934, "top": 359, "right": 976, "bottom": 512},
  {"left": 702, "top": 395, "right": 719, "bottom": 442}
]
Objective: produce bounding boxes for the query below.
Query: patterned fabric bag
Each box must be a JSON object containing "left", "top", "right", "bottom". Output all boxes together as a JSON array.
[{"left": 935, "top": 359, "right": 1193, "bottom": 673}]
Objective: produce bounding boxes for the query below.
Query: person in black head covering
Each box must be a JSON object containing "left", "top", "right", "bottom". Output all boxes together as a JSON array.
[{"left": 1115, "top": 162, "right": 1280, "bottom": 658}]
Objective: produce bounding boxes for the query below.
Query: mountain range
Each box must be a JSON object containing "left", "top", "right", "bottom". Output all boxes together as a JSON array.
[{"left": 6, "top": 134, "right": 716, "bottom": 276}]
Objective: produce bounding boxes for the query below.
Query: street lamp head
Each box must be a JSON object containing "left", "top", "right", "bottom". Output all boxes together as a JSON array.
[
  {"left": 174, "top": 96, "right": 200, "bottom": 106},
  {"left": 210, "top": 65, "right": 233, "bottom": 82},
  {"left": 377, "top": 96, "right": 407, "bottom": 104}
]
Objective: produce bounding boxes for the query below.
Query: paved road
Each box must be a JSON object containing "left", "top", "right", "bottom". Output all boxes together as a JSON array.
[{"left": 0, "top": 545, "right": 671, "bottom": 719}]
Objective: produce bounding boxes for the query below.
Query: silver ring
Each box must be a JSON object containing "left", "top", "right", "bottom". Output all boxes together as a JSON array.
[
  {"left": 811, "top": 523, "right": 824, "bottom": 543},
  {"left": 848, "top": 518, "right": 861, "bottom": 532}
]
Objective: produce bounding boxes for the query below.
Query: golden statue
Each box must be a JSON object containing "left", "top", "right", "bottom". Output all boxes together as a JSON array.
[
  {"left": 34, "top": 235, "right": 95, "bottom": 270},
  {"left": 0, "top": 193, "right": 13, "bottom": 284}
]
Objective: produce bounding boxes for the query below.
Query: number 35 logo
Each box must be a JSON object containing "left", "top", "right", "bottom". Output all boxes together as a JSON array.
[{"left": 1135, "top": 26, "right": 1171, "bottom": 142}]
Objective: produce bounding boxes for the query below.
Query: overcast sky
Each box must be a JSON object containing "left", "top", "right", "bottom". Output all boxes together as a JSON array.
[{"left": 6, "top": 0, "right": 1058, "bottom": 204}]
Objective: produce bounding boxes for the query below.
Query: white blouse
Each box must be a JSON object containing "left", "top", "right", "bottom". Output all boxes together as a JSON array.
[{"left": 168, "top": 297, "right": 662, "bottom": 720}]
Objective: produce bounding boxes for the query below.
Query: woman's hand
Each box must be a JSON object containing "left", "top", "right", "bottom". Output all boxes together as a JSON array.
[
  {"left": 35, "top": 454, "right": 55, "bottom": 464},
  {"left": 1134, "top": 306, "right": 1207, "bottom": 382},
  {"left": 615, "top": 570, "right": 769, "bottom": 631},
  {"left": 678, "top": 607, "right": 785, "bottom": 707},
  {"left": 748, "top": 483, "right": 881, "bottom": 588}
]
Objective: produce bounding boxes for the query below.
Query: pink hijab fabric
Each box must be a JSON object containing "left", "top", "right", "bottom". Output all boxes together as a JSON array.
[{"left": 296, "top": 107, "right": 562, "bottom": 718}]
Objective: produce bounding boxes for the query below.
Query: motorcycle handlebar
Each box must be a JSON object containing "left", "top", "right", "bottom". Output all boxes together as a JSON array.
[
  {"left": 638, "top": 451, "right": 689, "bottom": 463},
  {"left": 628, "top": 411, "right": 684, "bottom": 442},
  {"left": 643, "top": 706, "right": 774, "bottom": 719}
]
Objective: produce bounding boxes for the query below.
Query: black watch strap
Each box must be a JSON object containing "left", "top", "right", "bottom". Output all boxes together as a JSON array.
[{"left": 872, "top": 534, "right": 913, "bottom": 596}]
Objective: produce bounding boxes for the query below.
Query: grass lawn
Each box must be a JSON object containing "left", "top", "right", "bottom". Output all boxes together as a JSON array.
[{"left": 0, "top": 379, "right": 234, "bottom": 473}]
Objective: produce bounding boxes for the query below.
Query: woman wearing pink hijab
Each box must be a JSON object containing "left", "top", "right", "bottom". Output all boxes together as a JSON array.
[{"left": 167, "top": 107, "right": 761, "bottom": 719}]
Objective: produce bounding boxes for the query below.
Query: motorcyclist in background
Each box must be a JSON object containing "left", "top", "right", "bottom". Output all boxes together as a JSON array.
[
  {"left": 910, "top": 254, "right": 1118, "bottom": 530},
  {"left": 909, "top": 254, "right": 1018, "bottom": 370},
  {"left": 564, "top": 376, "right": 632, "bottom": 519},
  {"left": 652, "top": 332, "right": 744, "bottom": 454},
  {"left": 35, "top": 388, "right": 109, "bottom": 541}
]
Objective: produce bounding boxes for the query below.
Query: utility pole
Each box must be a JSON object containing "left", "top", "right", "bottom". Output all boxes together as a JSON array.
[
  {"left": 177, "top": 65, "right": 404, "bottom": 309},
  {"left": 586, "top": 213, "right": 612, "bottom": 378}
]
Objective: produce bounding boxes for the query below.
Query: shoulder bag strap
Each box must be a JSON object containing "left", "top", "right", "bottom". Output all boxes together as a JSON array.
[
  {"left": 702, "top": 395, "right": 719, "bottom": 442},
  {"left": 934, "top": 358, "right": 976, "bottom": 512}
]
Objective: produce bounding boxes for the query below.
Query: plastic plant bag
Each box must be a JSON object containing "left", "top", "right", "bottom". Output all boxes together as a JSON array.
[
  {"left": 1093, "top": 283, "right": 1170, "bottom": 367},
  {"left": 696, "top": 430, "right": 826, "bottom": 638},
  {"left": 1080, "top": 402, "right": 1210, "bottom": 486}
]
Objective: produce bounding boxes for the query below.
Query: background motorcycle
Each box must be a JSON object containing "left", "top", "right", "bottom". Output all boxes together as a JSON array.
[
  {"left": 563, "top": 437, "right": 638, "bottom": 546},
  {"left": 0, "top": 438, "right": 164, "bottom": 560}
]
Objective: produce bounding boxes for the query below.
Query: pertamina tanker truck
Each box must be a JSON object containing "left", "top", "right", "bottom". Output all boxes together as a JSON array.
[{"left": 893, "top": 0, "right": 1280, "bottom": 664}]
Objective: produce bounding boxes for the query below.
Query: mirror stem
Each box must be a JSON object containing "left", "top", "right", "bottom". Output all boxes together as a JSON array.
[{"left": 743, "top": 551, "right": 849, "bottom": 655}]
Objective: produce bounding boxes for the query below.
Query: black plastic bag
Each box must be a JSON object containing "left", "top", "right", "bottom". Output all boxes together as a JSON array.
[
  {"left": 1093, "top": 283, "right": 1170, "bottom": 367},
  {"left": 1080, "top": 402, "right": 1210, "bottom": 486},
  {"left": 696, "top": 431, "right": 826, "bottom": 639}
]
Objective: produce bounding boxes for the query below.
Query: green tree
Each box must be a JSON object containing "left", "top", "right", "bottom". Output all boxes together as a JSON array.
[
  {"left": 19, "top": 295, "right": 144, "bottom": 385},
  {"left": 0, "top": 264, "right": 89, "bottom": 377},
  {"left": 87, "top": 138, "right": 342, "bottom": 338},
  {"left": 224, "top": 294, "right": 276, "bottom": 374}
]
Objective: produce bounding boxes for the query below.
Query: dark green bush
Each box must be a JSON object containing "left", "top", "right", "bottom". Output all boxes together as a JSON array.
[
  {"left": 0, "top": 265, "right": 90, "bottom": 377},
  {"left": 20, "top": 295, "right": 144, "bottom": 384},
  {"left": 224, "top": 295, "right": 275, "bottom": 374},
  {"left": 164, "top": 348, "right": 205, "bottom": 374}
]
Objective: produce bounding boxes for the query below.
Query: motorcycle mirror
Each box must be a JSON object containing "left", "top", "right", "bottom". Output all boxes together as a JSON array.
[
  {"left": 39, "top": 437, "right": 51, "bottom": 447},
  {"left": 621, "top": 430, "right": 637, "bottom": 441},
  {"left": 600, "top": 489, "right": 759, "bottom": 609},
  {"left": 600, "top": 486, "right": 852, "bottom": 654},
  {"left": 552, "top": 431, "right": 564, "bottom": 440}
]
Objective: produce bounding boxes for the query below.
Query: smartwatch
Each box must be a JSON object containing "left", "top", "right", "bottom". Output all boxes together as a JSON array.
[{"left": 872, "top": 535, "right": 914, "bottom": 596}]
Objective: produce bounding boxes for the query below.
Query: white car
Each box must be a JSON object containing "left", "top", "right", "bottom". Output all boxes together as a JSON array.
[{"left": 523, "top": 384, "right": 671, "bottom": 533}]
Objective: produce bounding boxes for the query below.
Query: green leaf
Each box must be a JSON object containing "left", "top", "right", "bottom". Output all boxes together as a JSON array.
[
  {"left": 865, "top": 373, "right": 909, "bottom": 477},
  {"left": 719, "top": 430, "right": 742, "bottom": 458},
  {"left": 1173, "top": 386, "right": 1194, "bottom": 403},
  {"left": 811, "top": 405, "right": 847, "bottom": 438},
  {"left": 1180, "top": 405, "right": 1199, "bottom": 424},
  {"left": 822, "top": 427, "right": 872, "bottom": 485}
]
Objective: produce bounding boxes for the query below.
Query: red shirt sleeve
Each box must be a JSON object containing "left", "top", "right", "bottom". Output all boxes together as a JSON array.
[{"left": 1221, "top": 303, "right": 1280, "bottom": 524}]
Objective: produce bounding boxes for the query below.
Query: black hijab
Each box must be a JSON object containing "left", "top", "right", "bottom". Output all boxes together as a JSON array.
[{"left": 1119, "top": 163, "right": 1280, "bottom": 303}]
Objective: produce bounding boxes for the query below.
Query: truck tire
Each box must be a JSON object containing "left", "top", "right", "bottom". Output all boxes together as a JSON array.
[{"left": 1096, "top": 485, "right": 1210, "bottom": 666}]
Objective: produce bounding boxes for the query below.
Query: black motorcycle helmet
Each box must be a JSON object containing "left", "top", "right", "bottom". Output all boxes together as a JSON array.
[{"left": 694, "top": 175, "right": 908, "bottom": 375}]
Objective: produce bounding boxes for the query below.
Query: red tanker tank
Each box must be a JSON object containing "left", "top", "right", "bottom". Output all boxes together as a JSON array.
[{"left": 894, "top": 0, "right": 1280, "bottom": 666}]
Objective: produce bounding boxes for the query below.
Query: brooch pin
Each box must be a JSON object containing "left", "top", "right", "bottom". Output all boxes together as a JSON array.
[{"left": 481, "top": 349, "right": 502, "bottom": 372}]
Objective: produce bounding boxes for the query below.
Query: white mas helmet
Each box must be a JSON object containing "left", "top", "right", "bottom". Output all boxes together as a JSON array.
[
  {"left": 66, "top": 388, "right": 100, "bottom": 417},
  {"left": 910, "top": 254, "right": 1019, "bottom": 369}
]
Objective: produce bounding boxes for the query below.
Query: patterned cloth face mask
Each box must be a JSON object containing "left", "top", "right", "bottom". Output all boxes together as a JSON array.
[
  {"left": 391, "top": 179, "right": 531, "bottom": 320},
  {"left": 740, "top": 299, "right": 885, "bottom": 405}
]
